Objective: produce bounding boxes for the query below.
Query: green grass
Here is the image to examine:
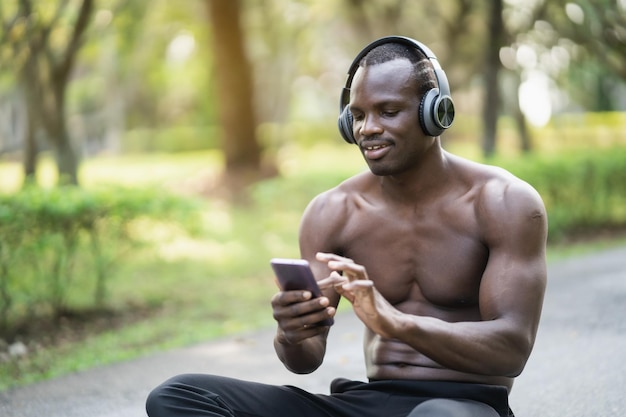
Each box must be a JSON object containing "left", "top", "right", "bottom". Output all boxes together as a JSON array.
[{"left": 1, "top": 134, "right": 626, "bottom": 391}]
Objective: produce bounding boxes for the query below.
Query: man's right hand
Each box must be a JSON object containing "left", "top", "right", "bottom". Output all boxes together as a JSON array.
[{"left": 271, "top": 290, "right": 335, "bottom": 345}]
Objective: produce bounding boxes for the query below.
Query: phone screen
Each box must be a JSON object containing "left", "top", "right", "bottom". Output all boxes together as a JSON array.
[
  {"left": 270, "top": 258, "right": 333, "bottom": 326},
  {"left": 270, "top": 258, "right": 323, "bottom": 296}
]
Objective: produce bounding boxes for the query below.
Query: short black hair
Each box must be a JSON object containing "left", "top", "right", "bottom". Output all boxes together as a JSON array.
[{"left": 359, "top": 42, "right": 437, "bottom": 97}]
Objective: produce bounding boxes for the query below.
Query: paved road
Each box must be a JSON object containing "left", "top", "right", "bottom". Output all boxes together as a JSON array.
[{"left": 1, "top": 246, "right": 625, "bottom": 417}]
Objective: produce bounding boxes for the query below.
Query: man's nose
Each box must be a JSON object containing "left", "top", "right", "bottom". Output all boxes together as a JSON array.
[{"left": 357, "top": 114, "right": 383, "bottom": 138}]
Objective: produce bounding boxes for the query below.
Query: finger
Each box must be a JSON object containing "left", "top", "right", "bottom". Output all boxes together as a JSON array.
[
  {"left": 327, "top": 261, "right": 367, "bottom": 281},
  {"left": 278, "top": 305, "right": 335, "bottom": 339},
  {"left": 316, "top": 252, "right": 354, "bottom": 263},
  {"left": 342, "top": 279, "right": 374, "bottom": 291},
  {"left": 271, "top": 290, "right": 313, "bottom": 307},
  {"left": 337, "top": 279, "right": 374, "bottom": 304},
  {"left": 318, "top": 271, "right": 347, "bottom": 290},
  {"left": 335, "top": 285, "right": 354, "bottom": 303},
  {"left": 273, "top": 296, "right": 330, "bottom": 325},
  {"left": 302, "top": 306, "right": 336, "bottom": 328}
]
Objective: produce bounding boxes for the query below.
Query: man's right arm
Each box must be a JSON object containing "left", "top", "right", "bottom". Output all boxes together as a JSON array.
[
  {"left": 273, "top": 316, "right": 330, "bottom": 374},
  {"left": 271, "top": 191, "right": 344, "bottom": 373}
]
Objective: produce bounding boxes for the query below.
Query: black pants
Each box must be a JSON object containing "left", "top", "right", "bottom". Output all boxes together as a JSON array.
[{"left": 146, "top": 374, "right": 514, "bottom": 417}]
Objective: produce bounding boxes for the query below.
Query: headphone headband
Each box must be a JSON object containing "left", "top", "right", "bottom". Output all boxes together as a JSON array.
[{"left": 338, "top": 36, "right": 455, "bottom": 142}]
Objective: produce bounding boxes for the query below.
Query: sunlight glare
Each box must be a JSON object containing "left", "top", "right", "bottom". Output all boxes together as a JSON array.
[
  {"left": 166, "top": 31, "right": 196, "bottom": 65},
  {"left": 516, "top": 44, "right": 537, "bottom": 69},
  {"left": 565, "top": 3, "right": 585, "bottom": 24},
  {"left": 499, "top": 46, "right": 517, "bottom": 70},
  {"left": 519, "top": 71, "right": 552, "bottom": 127}
]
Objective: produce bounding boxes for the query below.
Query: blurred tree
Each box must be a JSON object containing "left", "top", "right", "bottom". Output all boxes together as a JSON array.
[
  {"left": 440, "top": 0, "right": 534, "bottom": 156},
  {"left": 439, "top": 0, "right": 534, "bottom": 156},
  {"left": 114, "top": 1, "right": 212, "bottom": 129},
  {"left": 204, "top": 0, "right": 263, "bottom": 193},
  {"left": 0, "top": 0, "right": 95, "bottom": 185},
  {"left": 84, "top": 1, "right": 151, "bottom": 153},
  {"left": 245, "top": 0, "right": 310, "bottom": 125},
  {"left": 341, "top": 0, "right": 410, "bottom": 39},
  {"left": 539, "top": 0, "right": 626, "bottom": 110},
  {"left": 482, "top": 0, "right": 504, "bottom": 157},
  {"left": 545, "top": 0, "right": 625, "bottom": 80},
  {"left": 501, "top": 0, "right": 625, "bottom": 114}
]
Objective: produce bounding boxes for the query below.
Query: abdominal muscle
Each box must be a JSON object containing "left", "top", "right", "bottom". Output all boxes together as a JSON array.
[{"left": 364, "top": 331, "right": 513, "bottom": 390}]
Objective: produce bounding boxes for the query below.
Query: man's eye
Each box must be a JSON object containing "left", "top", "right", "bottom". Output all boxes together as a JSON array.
[{"left": 383, "top": 110, "right": 398, "bottom": 117}]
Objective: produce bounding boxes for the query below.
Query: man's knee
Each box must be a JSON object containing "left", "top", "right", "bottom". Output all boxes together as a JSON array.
[
  {"left": 146, "top": 374, "right": 223, "bottom": 417},
  {"left": 407, "top": 399, "right": 500, "bottom": 417},
  {"left": 146, "top": 374, "right": 187, "bottom": 417}
]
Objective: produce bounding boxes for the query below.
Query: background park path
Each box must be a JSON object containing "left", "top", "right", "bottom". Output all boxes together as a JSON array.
[{"left": 1, "top": 245, "right": 625, "bottom": 417}]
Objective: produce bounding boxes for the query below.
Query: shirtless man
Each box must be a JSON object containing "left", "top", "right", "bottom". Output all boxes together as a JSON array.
[{"left": 146, "top": 36, "right": 547, "bottom": 417}]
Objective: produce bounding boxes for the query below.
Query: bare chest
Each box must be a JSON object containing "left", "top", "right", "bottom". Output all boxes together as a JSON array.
[{"left": 338, "top": 200, "right": 488, "bottom": 310}]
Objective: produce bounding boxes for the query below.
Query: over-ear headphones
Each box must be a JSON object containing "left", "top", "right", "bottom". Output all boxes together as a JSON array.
[{"left": 338, "top": 36, "right": 455, "bottom": 144}]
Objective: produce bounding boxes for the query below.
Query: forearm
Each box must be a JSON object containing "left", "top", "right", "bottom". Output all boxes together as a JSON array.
[
  {"left": 274, "top": 329, "right": 327, "bottom": 374},
  {"left": 395, "top": 314, "right": 532, "bottom": 377}
]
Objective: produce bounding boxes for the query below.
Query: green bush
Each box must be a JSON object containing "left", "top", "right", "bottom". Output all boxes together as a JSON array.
[
  {"left": 493, "top": 147, "right": 626, "bottom": 241},
  {"left": 0, "top": 186, "right": 200, "bottom": 334}
]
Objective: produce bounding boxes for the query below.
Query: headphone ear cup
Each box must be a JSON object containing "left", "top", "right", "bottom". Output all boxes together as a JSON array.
[
  {"left": 419, "top": 88, "right": 444, "bottom": 137},
  {"left": 338, "top": 107, "right": 356, "bottom": 144}
]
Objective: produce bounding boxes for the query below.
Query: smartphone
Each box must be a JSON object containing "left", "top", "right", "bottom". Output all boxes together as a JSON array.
[{"left": 270, "top": 258, "right": 334, "bottom": 326}]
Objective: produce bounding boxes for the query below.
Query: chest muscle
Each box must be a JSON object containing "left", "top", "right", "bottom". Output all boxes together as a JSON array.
[{"left": 338, "top": 201, "right": 488, "bottom": 310}]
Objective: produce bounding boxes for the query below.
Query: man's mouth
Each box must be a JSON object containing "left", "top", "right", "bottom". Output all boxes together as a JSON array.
[{"left": 361, "top": 143, "right": 391, "bottom": 160}]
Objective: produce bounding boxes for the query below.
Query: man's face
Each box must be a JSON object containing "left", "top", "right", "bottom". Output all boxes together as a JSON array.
[{"left": 349, "top": 58, "right": 432, "bottom": 176}]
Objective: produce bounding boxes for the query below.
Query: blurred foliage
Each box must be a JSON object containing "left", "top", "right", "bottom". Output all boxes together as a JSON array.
[{"left": 0, "top": 185, "right": 200, "bottom": 334}]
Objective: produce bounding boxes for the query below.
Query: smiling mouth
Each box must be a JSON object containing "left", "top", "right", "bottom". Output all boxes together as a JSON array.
[
  {"left": 363, "top": 144, "right": 388, "bottom": 151},
  {"left": 361, "top": 142, "right": 392, "bottom": 160}
]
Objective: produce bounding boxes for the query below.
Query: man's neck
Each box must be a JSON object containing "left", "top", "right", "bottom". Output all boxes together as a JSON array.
[{"left": 378, "top": 143, "right": 451, "bottom": 204}]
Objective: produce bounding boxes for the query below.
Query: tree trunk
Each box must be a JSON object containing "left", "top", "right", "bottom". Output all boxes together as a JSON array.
[
  {"left": 501, "top": 70, "right": 534, "bottom": 154},
  {"left": 45, "top": 0, "right": 93, "bottom": 186},
  {"left": 22, "top": 115, "right": 38, "bottom": 183},
  {"left": 481, "top": 0, "right": 504, "bottom": 158},
  {"left": 39, "top": 78, "right": 79, "bottom": 185},
  {"left": 20, "top": 59, "right": 40, "bottom": 183},
  {"left": 205, "top": 0, "right": 262, "bottom": 185},
  {"left": 514, "top": 99, "right": 532, "bottom": 153},
  {"left": 53, "top": 132, "right": 79, "bottom": 185}
]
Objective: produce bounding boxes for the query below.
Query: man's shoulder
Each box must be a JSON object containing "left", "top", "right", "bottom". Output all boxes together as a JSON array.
[
  {"left": 478, "top": 164, "right": 543, "bottom": 208},
  {"left": 311, "top": 171, "right": 373, "bottom": 204},
  {"left": 454, "top": 158, "right": 547, "bottom": 241},
  {"left": 302, "top": 171, "right": 374, "bottom": 224},
  {"left": 448, "top": 154, "right": 546, "bottom": 223},
  {"left": 451, "top": 154, "right": 540, "bottom": 199}
]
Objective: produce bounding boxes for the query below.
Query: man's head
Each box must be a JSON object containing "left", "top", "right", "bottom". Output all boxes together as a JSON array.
[
  {"left": 338, "top": 37, "right": 454, "bottom": 143},
  {"left": 358, "top": 42, "right": 437, "bottom": 99}
]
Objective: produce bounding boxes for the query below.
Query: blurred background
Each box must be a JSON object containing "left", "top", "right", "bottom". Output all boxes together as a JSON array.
[{"left": 0, "top": 0, "right": 625, "bottom": 390}]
